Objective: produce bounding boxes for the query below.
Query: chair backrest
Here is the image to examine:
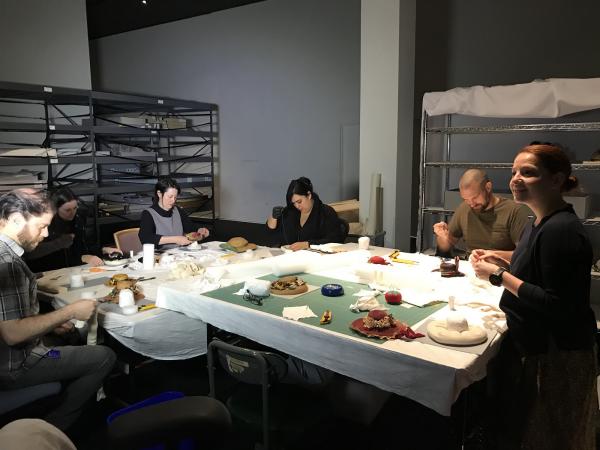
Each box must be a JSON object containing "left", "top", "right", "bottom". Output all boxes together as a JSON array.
[
  {"left": 113, "top": 228, "right": 142, "bottom": 254},
  {"left": 208, "top": 340, "right": 288, "bottom": 388},
  {"left": 0, "top": 382, "right": 62, "bottom": 427},
  {"left": 207, "top": 339, "right": 289, "bottom": 450},
  {"left": 339, "top": 217, "right": 350, "bottom": 243}
]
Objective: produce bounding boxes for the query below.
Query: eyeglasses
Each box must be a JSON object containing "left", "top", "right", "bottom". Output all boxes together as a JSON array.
[{"left": 243, "top": 291, "right": 269, "bottom": 306}]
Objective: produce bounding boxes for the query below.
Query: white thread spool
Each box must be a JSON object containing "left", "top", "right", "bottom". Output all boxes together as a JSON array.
[
  {"left": 358, "top": 236, "right": 370, "bottom": 250},
  {"left": 80, "top": 291, "right": 98, "bottom": 345},
  {"left": 142, "top": 243, "right": 155, "bottom": 270},
  {"left": 70, "top": 273, "right": 84, "bottom": 289}
]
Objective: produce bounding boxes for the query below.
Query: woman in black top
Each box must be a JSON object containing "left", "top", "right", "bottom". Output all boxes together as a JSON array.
[
  {"left": 138, "top": 176, "right": 209, "bottom": 249},
  {"left": 471, "top": 144, "right": 597, "bottom": 449},
  {"left": 26, "top": 187, "right": 117, "bottom": 272},
  {"left": 266, "top": 177, "right": 345, "bottom": 250}
]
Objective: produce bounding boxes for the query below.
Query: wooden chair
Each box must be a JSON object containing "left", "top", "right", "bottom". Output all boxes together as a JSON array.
[{"left": 113, "top": 228, "right": 142, "bottom": 254}]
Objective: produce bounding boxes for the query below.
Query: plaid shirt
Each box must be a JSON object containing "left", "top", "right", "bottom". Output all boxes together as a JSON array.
[{"left": 0, "top": 234, "right": 41, "bottom": 380}]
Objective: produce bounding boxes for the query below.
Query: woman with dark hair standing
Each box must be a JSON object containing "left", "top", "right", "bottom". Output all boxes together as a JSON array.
[
  {"left": 471, "top": 144, "right": 597, "bottom": 449},
  {"left": 139, "top": 176, "right": 209, "bottom": 249},
  {"left": 266, "top": 177, "right": 345, "bottom": 251},
  {"left": 26, "top": 187, "right": 116, "bottom": 272}
]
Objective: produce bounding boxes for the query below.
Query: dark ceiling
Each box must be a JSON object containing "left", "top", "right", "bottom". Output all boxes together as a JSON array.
[{"left": 86, "top": 0, "right": 265, "bottom": 39}]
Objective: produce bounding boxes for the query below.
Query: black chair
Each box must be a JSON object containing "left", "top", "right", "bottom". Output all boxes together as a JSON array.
[
  {"left": 0, "top": 382, "right": 62, "bottom": 427},
  {"left": 207, "top": 339, "right": 329, "bottom": 450},
  {"left": 339, "top": 217, "right": 350, "bottom": 243},
  {"left": 107, "top": 395, "right": 232, "bottom": 450}
]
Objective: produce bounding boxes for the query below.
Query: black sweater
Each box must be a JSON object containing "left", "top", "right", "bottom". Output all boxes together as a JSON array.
[
  {"left": 500, "top": 205, "right": 596, "bottom": 356},
  {"left": 139, "top": 204, "right": 197, "bottom": 247},
  {"left": 267, "top": 195, "right": 344, "bottom": 247}
]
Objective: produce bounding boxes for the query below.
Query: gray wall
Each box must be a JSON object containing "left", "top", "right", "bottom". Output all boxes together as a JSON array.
[
  {"left": 413, "top": 0, "right": 600, "bottom": 251},
  {"left": 91, "top": 0, "right": 360, "bottom": 223},
  {"left": 0, "top": 0, "right": 91, "bottom": 89}
]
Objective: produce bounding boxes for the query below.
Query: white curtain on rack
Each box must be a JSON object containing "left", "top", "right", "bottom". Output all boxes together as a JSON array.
[{"left": 423, "top": 77, "right": 600, "bottom": 118}]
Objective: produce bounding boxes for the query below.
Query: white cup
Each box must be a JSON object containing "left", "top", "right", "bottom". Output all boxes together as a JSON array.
[
  {"left": 143, "top": 243, "right": 155, "bottom": 270},
  {"left": 358, "top": 236, "right": 370, "bottom": 250},
  {"left": 118, "top": 289, "right": 135, "bottom": 308},
  {"left": 70, "top": 273, "right": 84, "bottom": 289}
]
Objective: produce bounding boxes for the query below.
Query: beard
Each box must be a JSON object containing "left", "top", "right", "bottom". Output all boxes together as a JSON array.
[{"left": 17, "top": 228, "right": 44, "bottom": 252}]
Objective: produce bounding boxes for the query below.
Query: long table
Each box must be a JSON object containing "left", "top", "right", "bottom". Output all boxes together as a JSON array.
[
  {"left": 155, "top": 244, "right": 506, "bottom": 416},
  {"left": 44, "top": 242, "right": 280, "bottom": 360}
]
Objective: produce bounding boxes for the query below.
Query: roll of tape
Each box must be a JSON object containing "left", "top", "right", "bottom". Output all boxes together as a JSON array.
[{"left": 321, "top": 283, "right": 344, "bottom": 297}]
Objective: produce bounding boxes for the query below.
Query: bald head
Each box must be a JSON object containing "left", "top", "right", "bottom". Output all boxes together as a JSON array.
[
  {"left": 459, "top": 169, "right": 490, "bottom": 191},
  {"left": 458, "top": 169, "right": 494, "bottom": 212}
]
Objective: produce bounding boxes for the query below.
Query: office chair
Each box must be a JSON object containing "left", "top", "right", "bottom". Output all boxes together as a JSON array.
[
  {"left": 339, "top": 217, "right": 350, "bottom": 243},
  {"left": 113, "top": 227, "right": 143, "bottom": 254},
  {"left": 207, "top": 339, "right": 329, "bottom": 450},
  {"left": 0, "top": 382, "right": 62, "bottom": 427},
  {"left": 107, "top": 393, "right": 232, "bottom": 450}
]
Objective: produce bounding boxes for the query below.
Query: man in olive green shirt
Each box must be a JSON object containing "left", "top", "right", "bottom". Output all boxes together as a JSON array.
[{"left": 433, "top": 169, "right": 530, "bottom": 257}]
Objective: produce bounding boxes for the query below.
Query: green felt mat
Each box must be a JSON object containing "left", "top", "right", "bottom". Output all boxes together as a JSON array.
[{"left": 202, "top": 273, "right": 446, "bottom": 344}]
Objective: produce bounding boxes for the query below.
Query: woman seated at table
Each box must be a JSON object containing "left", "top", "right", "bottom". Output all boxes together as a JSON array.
[
  {"left": 26, "top": 187, "right": 118, "bottom": 272},
  {"left": 139, "top": 176, "right": 209, "bottom": 249},
  {"left": 266, "top": 177, "right": 345, "bottom": 250}
]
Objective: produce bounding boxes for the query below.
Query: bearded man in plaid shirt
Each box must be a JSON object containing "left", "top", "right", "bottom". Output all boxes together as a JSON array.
[{"left": 0, "top": 190, "right": 115, "bottom": 431}]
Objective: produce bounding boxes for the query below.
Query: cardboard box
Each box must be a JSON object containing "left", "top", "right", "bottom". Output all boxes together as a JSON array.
[{"left": 329, "top": 199, "right": 359, "bottom": 223}]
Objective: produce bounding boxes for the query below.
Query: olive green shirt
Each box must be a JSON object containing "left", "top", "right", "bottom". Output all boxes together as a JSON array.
[{"left": 448, "top": 197, "right": 530, "bottom": 252}]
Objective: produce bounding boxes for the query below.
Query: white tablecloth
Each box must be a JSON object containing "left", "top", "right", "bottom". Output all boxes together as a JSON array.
[{"left": 155, "top": 246, "right": 505, "bottom": 416}]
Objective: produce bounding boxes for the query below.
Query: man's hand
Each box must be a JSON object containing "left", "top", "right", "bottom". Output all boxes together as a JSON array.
[
  {"left": 53, "top": 321, "right": 74, "bottom": 336},
  {"left": 272, "top": 206, "right": 284, "bottom": 219},
  {"left": 433, "top": 222, "right": 450, "bottom": 238},
  {"left": 68, "top": 300, "right": 97, "bottom": 322}
]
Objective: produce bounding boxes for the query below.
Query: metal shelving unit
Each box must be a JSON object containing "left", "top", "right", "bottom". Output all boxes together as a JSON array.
[
  {"left": 0, "top": 81, "right": 218, "bottom": 243},
  {"left": 417, "top": 110, "right": 600, "bottom": 257}
]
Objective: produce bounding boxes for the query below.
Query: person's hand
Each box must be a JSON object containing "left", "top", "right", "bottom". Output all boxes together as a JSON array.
[
  {"left": 471, "top": 260, "right": 499, "bottom": 281},
  {"left": 433, "top": 222, "right": 450, "bottom": 238},
  {"left": 272, "top": 206, "right": 285, "bottom": 219},
  {"left": 56, "top": 233, "right": 75, "bottom": 249},
  {"left": 102, "top": 246, "right": 122, "bottom": 255},
  {"left": 174, "top": 236, "right": 192, "bottom": 246},
  {"left": 81, "top": 254, "right": 103, "bottom": 266},
  {"left": 196, "top": 227, "right": 210, "bottom": 239},
  {"left": 53, "top": 321, "right": 74, "bottom": 336},
  {"left": 290, "top": 241, "right": 309, "bottom": 251},
  {"left": 469, "top": 249, "right": 510, "bottom": 269},
  {"left": 69, "top": 299, "right": 97, "bottom": 321}
]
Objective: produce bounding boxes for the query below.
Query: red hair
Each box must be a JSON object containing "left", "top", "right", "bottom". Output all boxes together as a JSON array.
[{"left": 517, "top": 144, "right": 578, "bottom": 192}]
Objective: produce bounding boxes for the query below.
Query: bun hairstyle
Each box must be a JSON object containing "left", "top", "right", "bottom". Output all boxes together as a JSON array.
[
  {"left": 518, "top": 143, "right": 578, "bottom": 192},
  {"left": 285, "top": 177, "right": 314, "bottom": 207}
]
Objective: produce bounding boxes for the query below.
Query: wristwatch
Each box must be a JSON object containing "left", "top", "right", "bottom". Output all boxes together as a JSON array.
[{"left": 489, "top": 267, "right": 507, "bottom": 287}]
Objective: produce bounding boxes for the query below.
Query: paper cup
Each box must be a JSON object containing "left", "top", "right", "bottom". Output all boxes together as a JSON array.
[
  {"left": 358, "top": 236, "right": 370, "bottom": 250},
  {"left": 70, "top": 273, "right": 84, "bottom": 289},
  {"left": 118, "top": 289, "right": 135, "bottom": 308}
]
